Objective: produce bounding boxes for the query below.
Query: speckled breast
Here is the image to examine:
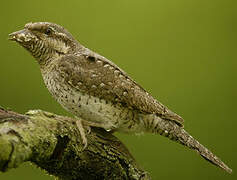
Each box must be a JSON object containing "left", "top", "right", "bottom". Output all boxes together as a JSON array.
[{"left": 42, "top": 70, "right": 144, "bottom": 133}]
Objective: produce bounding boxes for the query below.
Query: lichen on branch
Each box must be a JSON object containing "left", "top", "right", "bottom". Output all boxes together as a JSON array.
[{"left": 0, "top": 107, "right": 150, "bottom": 180}]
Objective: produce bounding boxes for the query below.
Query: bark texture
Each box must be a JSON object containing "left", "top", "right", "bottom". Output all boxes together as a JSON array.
[{"left": 0, "top": 107, "right": 150, "bottom": 180}]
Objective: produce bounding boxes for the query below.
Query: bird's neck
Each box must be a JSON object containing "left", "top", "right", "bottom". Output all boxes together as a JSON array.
[{"left": 37, "top": 53, "right": 59, "bottom": 69}]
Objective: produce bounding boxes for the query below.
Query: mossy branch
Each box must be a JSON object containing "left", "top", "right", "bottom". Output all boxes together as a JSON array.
[{"left": 0, "top": 107, "right": 150, "bottom": 180}]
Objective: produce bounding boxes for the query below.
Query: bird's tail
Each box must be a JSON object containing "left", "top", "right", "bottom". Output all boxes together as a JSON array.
[{"left": 143, "top": 114, "right": 232, "bottom": 173}]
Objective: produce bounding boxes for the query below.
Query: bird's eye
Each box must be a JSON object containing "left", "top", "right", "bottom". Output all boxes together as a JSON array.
[{"left": 45, "top": 28, "right": 52, "bottom": 35}]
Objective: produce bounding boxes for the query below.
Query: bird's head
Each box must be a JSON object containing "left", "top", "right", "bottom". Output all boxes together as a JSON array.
[{"left": 9, "top": 22, "right": 80, "bottom": 65}]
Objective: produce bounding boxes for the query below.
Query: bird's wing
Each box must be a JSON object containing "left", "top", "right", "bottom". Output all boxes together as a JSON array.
[{"left": 56, "top": 51, "right": 184, "bottom": 126}]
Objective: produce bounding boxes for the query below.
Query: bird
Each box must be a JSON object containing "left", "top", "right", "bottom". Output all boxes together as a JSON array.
[{"left": 9, "top": 22, "right": 232, "bottom": 173}]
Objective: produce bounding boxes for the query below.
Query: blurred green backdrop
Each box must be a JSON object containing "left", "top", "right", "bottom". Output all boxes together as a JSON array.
[{"left": 0, "top": 0, "right": 236, "bottom": 179}]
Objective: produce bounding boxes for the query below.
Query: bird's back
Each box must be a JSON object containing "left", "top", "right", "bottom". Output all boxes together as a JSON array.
[{"left": 48, "top": 49, "right": 184, "bottom": 127}]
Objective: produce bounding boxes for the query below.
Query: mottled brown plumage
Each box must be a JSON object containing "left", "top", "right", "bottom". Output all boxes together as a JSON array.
[
  {"left": 9, "top": 22, "right": 232, "bottom": 173},
  {"left": 56, "top": 51, "right": 184, "bottom": 125}
]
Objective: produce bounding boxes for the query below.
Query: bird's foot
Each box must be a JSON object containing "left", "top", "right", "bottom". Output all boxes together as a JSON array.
[
  {"left": 75, "top": 119, "right": 88, "bottom": 150},
  {"left": 75, "top": 119, "right": 104, "bottom": 150}
]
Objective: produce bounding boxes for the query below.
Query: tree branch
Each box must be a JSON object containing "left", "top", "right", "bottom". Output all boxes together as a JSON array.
[{"left": 0, "top": 107, "right": 150, "bottom": 180}]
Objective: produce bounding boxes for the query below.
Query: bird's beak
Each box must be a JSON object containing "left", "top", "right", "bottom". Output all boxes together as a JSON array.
[
  {"left": 8, "top": 29, "right": 34, "bottom": 43},
  {"left": 9, "top": 29, "right": 26, "bottom": 41}
]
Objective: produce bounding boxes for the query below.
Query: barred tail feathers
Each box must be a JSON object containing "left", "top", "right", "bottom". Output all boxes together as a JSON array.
[{"left": 143, "top": 114, "right": 232, "bottom": 173}]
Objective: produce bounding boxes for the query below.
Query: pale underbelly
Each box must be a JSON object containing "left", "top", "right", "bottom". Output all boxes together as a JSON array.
[{"left": 47, "top": 81, "right": 144, "bottom": 132}]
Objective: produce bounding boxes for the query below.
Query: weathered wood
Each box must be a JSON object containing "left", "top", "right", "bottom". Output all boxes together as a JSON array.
[{"left": 0, "top": 107, "right": 150, "bottom": 180}]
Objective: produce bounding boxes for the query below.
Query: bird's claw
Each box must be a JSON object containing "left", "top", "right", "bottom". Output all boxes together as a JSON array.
[
  {"left": 75, "top": 119, "right": 89, "bottom": 150},
  {"left": 81, "top": 135, "right": 88, "bottom": 150},
  {"left": 84, "top": 125, "right": 91, "bottom": 134}
]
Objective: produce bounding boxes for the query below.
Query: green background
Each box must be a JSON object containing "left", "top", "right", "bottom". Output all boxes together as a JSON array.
[{"left": 0, "top": 0, "right": 236, "bottom": 179}]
